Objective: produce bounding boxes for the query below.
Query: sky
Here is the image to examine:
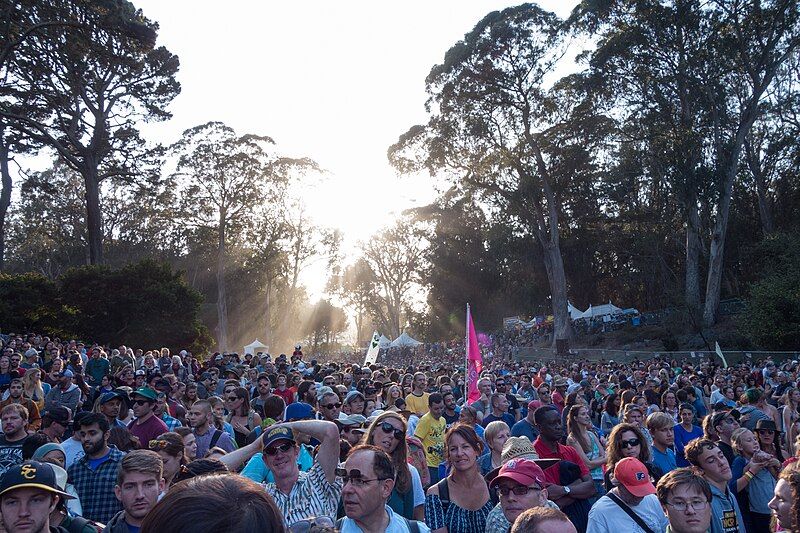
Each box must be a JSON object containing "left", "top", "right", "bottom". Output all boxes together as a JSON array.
[{"left": 134, "top": 0, "right": 580, "bottom": 302}]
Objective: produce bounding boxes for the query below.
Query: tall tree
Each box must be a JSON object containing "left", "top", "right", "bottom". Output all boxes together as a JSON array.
[
  {"left": 390, "top": 4, "right": 610, "bottom": 350},
  {"left": 0, "top": 0, "right": 180, "bottom": 264}
]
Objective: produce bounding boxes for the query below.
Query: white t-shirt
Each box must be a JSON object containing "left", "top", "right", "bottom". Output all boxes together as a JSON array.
[
  {"left": 587, "top": 493, "right": 668, "bottom": 533},
  {"left": 408, "top": 463, "right": 425, "bottom": 507},
  {"left": 61, "top": 436, "right": 85, "bottom": 469}
]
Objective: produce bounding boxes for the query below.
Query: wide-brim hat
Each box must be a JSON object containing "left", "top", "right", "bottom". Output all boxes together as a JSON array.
[
  {"left": 755, "top": 418, "right": 781, "bottom": 433},
  {"left": 485, "top": 436, "right": 559, "bottom": 484}
]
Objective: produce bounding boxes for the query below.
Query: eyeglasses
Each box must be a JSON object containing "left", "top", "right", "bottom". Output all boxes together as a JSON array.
[
  {"left": 621, "top": 438, "right": 641, "bottom": 449},
  {"left": 263, "top": 443, "right": 295, "bottom": 456},
  {"left": 379, "top": 422, "right": 404, "bottom": 440},
  {"left": 666, "top": 500, "right": 710, "bottom": 511},
  {"left": 133, "top": 399, "right": 151, "bottom": 406},
  {"left": 322, "top": 402, "right": 342, "bottom": 410},
  {"left": 497, "top": 485, "right": 542, "bottom": 496},
  {"left": 335, "top": 468, "right": 389, "bottom": 487},
  {"left": 288, "top": 516, "right": 336, "bottom": 533}
]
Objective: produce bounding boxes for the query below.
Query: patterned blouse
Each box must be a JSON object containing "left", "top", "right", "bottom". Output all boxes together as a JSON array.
[{"left": 424, "top": 493, "right": 493, "bottom": 533}]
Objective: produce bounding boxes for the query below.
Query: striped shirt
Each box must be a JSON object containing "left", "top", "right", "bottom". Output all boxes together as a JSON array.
[{"left": 265, "top": 461, "right": 342, "bottom": 527}]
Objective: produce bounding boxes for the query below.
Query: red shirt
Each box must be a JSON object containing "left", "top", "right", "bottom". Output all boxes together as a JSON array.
[
  {"left": 273, "top": 387, "right": 294, "bottom": 405},
  {"left": 533, "top": 436, "right": 590, "bottom": 484}
]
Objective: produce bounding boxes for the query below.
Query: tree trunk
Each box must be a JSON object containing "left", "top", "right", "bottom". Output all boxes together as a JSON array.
[
  {"left": 744, "top": 138, "right": 775, "bottom": 235},
  {"left": 685, "top": 199, "right": 702, "bottom": 310},
  {"left": 83, "top": 164, "right": 104, "bottom": 265},
  {"left": 0, "top": 129, "right": 11, "bottom": 272},
  {"left": 541, "top": 241, "right": 571, "bottom": 353},
  {"left": 216, "top": 219, "right": 229, "bottom": 351}
]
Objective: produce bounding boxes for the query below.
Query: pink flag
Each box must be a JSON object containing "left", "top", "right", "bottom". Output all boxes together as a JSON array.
[{"left": 466, "top": 304, "right": 483, "bottom": 404}]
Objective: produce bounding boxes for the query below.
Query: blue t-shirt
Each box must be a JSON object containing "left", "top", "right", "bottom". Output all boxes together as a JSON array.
[
  {"left": 481, "top": 413, "right": 514, "bottom": 430},
  {"left": 651, "top": 446, "right": 677, "bottom": 474},
  {"left": 87, "top": 449, "right": 113, "bottom": 471},
  {"left": 511, "top": 418, "right": 539, "bottom": 441},
  {"left": 674, "top": 424, "right": 703, "bottom": 467}
]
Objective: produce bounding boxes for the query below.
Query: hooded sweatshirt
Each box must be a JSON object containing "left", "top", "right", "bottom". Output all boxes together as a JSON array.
[
  {"left": 103, "top": 510, "right": 135, "bottom": 533},
  {"left": 44, "top": 383, "right": 81, "bottom": 413}
]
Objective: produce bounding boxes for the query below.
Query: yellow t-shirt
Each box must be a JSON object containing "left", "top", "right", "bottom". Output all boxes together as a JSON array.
[
  {"left": 414, "top": 412, "right": 446, "bottom": 468},
  {"left": 405, "top": 392, "right": 429, "bottom": 416}
]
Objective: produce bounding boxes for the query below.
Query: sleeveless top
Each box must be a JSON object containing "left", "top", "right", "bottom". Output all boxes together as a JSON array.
[{"left": 586, "top": 433, "right": 603, "bottom": 480}]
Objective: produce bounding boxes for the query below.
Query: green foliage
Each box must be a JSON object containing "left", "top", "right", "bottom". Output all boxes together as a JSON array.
[
  {"left": 741, "top": 233, "right": 800, "bottom": 349},
  {"left": 0, "top": 260, "right": 212, "bottom": 353},
  {"left": 0, "top": 272, "right": 59, "bottom": 334}
]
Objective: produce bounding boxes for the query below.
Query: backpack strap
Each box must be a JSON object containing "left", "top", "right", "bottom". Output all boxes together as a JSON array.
[
  {"left": 435, "top": 477, "right": 450, "bottom": 507},
  {"left": 607, "top": 492, "right": 656, "bottom": 533},
  {"left": 209, "top": 429, "right": 222, "bottom": 449}
]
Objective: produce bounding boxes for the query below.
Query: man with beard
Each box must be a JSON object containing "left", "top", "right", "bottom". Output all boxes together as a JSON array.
[
  {"left": 68, "top": 413, "right": 124, "bottom": 524},
  {"left": 44, "top": 370, "right": 81, "bottom": 414},
  {"left": 105, "top": 450, "right": 164, "bottom": 533},
  {"left": 0, "top": 379, "right": 41, "bottom": 430},
  {"left": 126, "top": 387, "right": 168, "bottom": 447},
  {"left": 97, "top": 391, "right": 127, "bottom": 429},
  {"left": 186, "top": 400, "right": 235, "bottom": 458},
  {"left": 251, "top": 373, "right": 273, "bottom": 416},
  {"left": 0, "top": 405, "right": 29, "bottom": 476}
]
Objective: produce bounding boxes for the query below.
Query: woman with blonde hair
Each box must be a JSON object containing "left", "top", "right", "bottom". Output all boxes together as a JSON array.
[
  {"left": 781, "top": 387, "right": 800, "bottom": 455},
  {"left": 478, "top": 420, "right": 510, "bottom": 475},
  {"left": 730, "top": 427, "right": 779, "bottom": 532},
  {"left": 207, "top": 396, "right": 236, "bottom": 442},
  {"left": 566, "top": 404, "right": 606, "bottom": 498},
  {"left": 382, "top": 383, "right": 402, "bottom": 411},
  {"left": 22, "top": 366, "right": 47, "bottom": 410},
  {"left": 364, "top": 411, "right": 425, "bottom": 520}
]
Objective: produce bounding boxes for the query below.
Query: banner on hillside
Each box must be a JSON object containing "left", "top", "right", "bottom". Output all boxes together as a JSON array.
[
  {"left": 466, "top": 304, "right": 483, "bottom": 404},
  {"left": 364, "top": 330, "right": 380, "bottom": 366}
]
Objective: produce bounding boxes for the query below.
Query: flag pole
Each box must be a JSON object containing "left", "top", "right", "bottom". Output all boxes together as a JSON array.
[{"left": 465, "top": 303, "right": 470, "bottom": 402}]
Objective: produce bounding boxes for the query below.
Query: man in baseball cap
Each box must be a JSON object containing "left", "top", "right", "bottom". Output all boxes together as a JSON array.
[
  {"left": 488, "top": 458, "right": 552, "bottom": 526},
  {"left": 0, "top": 460, "right": 73, "bottom": 533},
  {"left": 587, "top": 457, "right": 668, "bottom": 532}
]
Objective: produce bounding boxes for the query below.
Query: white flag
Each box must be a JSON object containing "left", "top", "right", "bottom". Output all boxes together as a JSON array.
[
  {"left": 364, "top": 331, "right": 380, "bottom": 366},
  {"left": 715, "top": 342, "right": 728, "bottom": 368}
]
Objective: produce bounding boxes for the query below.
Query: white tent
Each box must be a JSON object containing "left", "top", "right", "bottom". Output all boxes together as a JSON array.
[
  {"left": 390, "top": 331, "right": 422, "bottom": 347},
  {"left": 378, "top": 335, "right": 393, "bottom": 349},
  {"left": 568, "top": 302, "right": 586, "bottom": 320},
  {"left": 243, "top": 339, "right": 269, "bottom": 355},
  {"left": 578, "top": 301, "right": 624, "bottom": 319}
]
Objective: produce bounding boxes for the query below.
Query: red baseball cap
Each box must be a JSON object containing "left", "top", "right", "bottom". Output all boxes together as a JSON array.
[
  {"left": 489, "top": 459, "right": 548, "bottom": 489},
  {"left": 614, "top": 457, "right": 656, "bottom": 497},
  {"left": 528, "top": 400, "right": 543, "bottom": 411}
]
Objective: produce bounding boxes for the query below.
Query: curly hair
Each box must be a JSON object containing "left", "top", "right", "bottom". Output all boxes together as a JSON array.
[
  {"left": 606, "top": 422, "right": 651, "bottom": 470},
  {"left": 779, "top": 462, "right": 800, "bottom": 532}
]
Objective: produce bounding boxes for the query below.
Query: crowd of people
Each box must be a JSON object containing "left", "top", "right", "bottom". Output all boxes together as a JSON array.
[{"left": 0, "top": 331, "right": 797, "bottom": 533}]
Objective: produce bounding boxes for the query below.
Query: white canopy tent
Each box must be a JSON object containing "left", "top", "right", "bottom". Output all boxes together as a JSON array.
[
  {"left": 578, "top": 301, "right": 624, "bottom": 319},
  {"left": 378, "top": 335, "right": 393, "bottom": 349},
  {"left": 568, "top": 302, "right": 587, "bottom": 320},
  {"left": 243, "top": 339, "right": 269, "bottom": 355},
  {"left": 390, "top": 331, "right": 422, "bottom": 347}
]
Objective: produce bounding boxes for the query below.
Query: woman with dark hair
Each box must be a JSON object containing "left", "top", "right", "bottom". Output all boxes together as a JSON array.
[
  {"left": 225, "top": 387, "right": 262, "bottom": 447},
  {"left": 566, "top": 404, "right": 605, "bottom": 499},
  {"left": 180, "top": 382, "right": 198, "bottom": 410},
  {"left": 603, "top": 422, "right": 662, "bottom": 491},
  {"left": 149, "top": 432, "right": 188, "bottom": 491},
  {"left": 141, "top": 473, "right": 284, "bottom": 533},
  {"left": 174, "top": 427, "right": 197, "bottom": 461},
  {"left": 600, "top": 393, "right": 620, "bottom": 433},
  {"left": 425, "top": 423, "right": 492, "bottom": 533},
  {"left": 364, "top": 411, "right": 425, "bottom": 520},
  {"left": 660, "top": 389, "right": 679, "bottom": 423},
  {"left": 108, "top": 426, "right": 140, "bottom": 452}
]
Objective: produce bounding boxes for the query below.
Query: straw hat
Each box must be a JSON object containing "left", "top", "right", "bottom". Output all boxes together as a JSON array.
[{"left": 484, "top": 436, "right": 559, "bottom": 485}]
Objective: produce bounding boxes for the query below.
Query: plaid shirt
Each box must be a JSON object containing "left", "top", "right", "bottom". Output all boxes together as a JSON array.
[
  {"left": 161, "top": 413, "right": 182, "bottom": 431},
  {"left": 68, "top": 446, "right": 125, "bottom": 524}
]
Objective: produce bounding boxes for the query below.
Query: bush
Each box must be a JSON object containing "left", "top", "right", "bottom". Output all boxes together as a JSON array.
[
  {"left": 741, "top": 233, "right": 800, "bottom": 350},
  {"left": 0, "top": 273, "right": 60, "bottom": 334}
]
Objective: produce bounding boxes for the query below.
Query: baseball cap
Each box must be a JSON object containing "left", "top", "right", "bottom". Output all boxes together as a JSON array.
[
  {"left": 60, "top": 369, "right": 74, "bottom": 378},
  {"left": 262, "top": 426, "right": 295, "bottom": 448},
  {"left": 284, "top": 402, "right": 314, "bottom": 421},
  {"left": 134, "top": 369, "right": 146, "bottom": 377},
  {"left": 0, "top": 461, "right": 73, "bottom": 499},
  {"left": 337, "top": 414, "right": 367, "bottom": 432},
  {"left": 99, "top": 391, "right": 126, "bottom": 405},
  {"left": 489, "top": 458, "right": 548, "bottom": 489},
  {"left": 344, "top": 390, "right": 365, "bottom": 404},
  {"left": 131, "top": 387, "right": 157, "bottom": 402},
  {"left": 614, "top": 457, "right": 656, "bottom": 497},
  {"left": 41, "top": 406, "right": 72, "bottom": 426}
]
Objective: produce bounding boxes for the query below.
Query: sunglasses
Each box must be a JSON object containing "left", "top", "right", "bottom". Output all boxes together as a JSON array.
[
  {"left": 263, "top": 442, "right": 294, "bottom": 455},
  {"left": 379, "top": 422, "right": 404, "bottom": 440},
  {"left": 621, "top": 438, "right": 641, "bottom": 449},
  {"left": 334, "top": 468, "right": 388, "bottom": 487},
  {"left": 133, "top": 399, "right": 151, "bottom": 406},
  {"left": 322, "top": 402, "right": 342, "bottom": 410}
]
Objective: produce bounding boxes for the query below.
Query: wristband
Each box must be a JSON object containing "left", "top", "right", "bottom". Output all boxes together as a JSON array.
[{"left": 744, "top": 471, "right": 754, "bottom": 480}]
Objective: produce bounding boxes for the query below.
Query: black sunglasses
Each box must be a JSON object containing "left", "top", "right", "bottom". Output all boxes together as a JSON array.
[
  {"left": 133, "top": 399, "right": 151, "bottom": 406},
  {"left": 263, "top": 442, "right": 294, "bottom": 455},
  {"left": 322, "top": 402, "right": 342, "bottom": 410},
  {"left": 379, "top": 421, "right": 404, "bottom": 440},
  {"left": 621, "top": 438, "right": 641, "bottom": 449}
]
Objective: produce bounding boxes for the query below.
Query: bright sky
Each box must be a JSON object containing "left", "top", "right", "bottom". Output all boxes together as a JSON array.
[{"left": 135, "top": 0, "right": 580, "bottom": 300}]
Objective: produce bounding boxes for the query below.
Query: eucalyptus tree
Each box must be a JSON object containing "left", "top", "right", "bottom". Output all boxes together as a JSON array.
[
  {"left": 390, "top": 4, "right": 611, "bottom": 349},
  {"left": 0, "top": 0, "right": 180, "bottom": 265}
]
